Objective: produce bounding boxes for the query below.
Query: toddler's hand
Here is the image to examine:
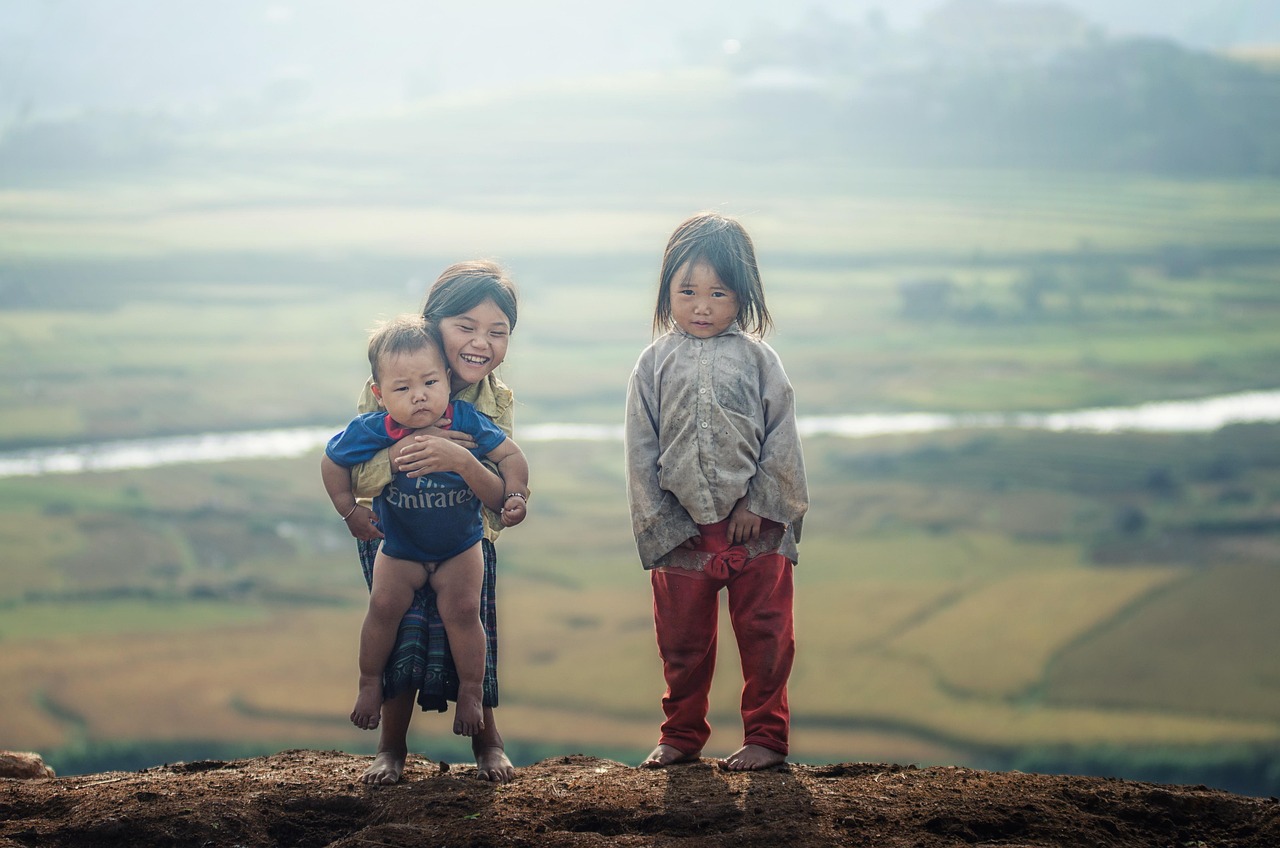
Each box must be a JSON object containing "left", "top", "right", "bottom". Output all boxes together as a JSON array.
[
  {"left": 501, "top": 494, "right": 527, "bottom": 527},
  {"left": 344, "top": 505, "right": 384, "bottom": 541}
]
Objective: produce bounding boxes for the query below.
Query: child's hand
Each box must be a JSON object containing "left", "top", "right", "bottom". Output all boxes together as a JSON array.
[
  {"left": 501, "top": 493, "right": 527, "bottom": 527},
  {"left": 395, "top": 434, "right": 472, "bottom": 477},
  {"left": 727, "top": 500, "right": 762, "bottom": 545},
  {"left": 414, "top": 424, "right": 478, "bottom": 451},
  {"left": 344, "top": 505, "right": 384, "bottom": 541},
  {"left": 677, "top": 533, "right": 702, "bottom": 550}
]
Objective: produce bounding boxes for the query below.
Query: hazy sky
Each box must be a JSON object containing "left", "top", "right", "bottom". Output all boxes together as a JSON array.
[{"left": 1, "top": 0, "right": 1276, "bottom": 123}]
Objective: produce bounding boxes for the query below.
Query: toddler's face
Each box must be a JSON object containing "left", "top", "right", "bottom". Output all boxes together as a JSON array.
[
  {"left": 371, "top": 345, "right": 452, "bottom": 430},
  {"left": 669, "top": 261, "right": 739, "bottom": 339}
]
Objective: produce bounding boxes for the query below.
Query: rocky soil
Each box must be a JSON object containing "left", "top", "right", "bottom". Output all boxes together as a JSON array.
[{"left": 2, "top": 749, "right": 1277, "bottom": 847}]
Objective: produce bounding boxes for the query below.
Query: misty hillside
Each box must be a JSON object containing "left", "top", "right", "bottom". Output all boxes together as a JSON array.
[
  {"left": 2, "top": 1, "right": 1277, "bottom": 125},
  {"left": 3, "top": 16, "right": 1280, "bottom": 192}
]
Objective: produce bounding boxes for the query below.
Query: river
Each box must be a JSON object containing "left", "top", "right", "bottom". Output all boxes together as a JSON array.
[{"left": 1, "top": 389, "right": 1278, "bottom": 479}]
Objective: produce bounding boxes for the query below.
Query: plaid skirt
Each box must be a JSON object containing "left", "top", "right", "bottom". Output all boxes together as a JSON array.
[{"left": 357, "top": 537, "right": 500, "bottom": 713}]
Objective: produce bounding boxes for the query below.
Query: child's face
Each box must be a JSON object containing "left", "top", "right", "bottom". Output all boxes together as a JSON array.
[
  {"left": 437, "top": 297, "right": 511, "bottom": 390},
  {"left": 669, "top": 261, "right": 739, "bottom": 339},
  {"left": 370, "top": 345, "right": 452, "bottom": 430}
]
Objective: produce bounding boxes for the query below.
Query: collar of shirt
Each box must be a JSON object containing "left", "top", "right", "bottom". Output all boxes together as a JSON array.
[{"left": 670, "top": 322, "right": 743, "bottom": 342}]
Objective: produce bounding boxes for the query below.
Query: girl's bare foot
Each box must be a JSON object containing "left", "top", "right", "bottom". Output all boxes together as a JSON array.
[
  {"left": 719, "top": 744, "right": 786, "bottom": 771},
  {"left": 473, "top": 745, "right": 515, "bottom": 782},
  {"left": 361, "top": 750, "right": 406, "bottom": 785},
  {"left": 350, "top": 677, "right": 384, "bottom": 730},
  {"left": 453, "top": 683, "right": 485, "bottom": 736},
  {"left": 638, "top": 744, "right": 701, "bottom": 768}
]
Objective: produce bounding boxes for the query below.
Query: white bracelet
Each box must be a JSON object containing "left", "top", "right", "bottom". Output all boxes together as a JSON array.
[
  {"left": 504, "top": 492, "right": 527, "bottom": 502},
  {"left": 339, "top": 503, "right": 359, "bottom": 521}
]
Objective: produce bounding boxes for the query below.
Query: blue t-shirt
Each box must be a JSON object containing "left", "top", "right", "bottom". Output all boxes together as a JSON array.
[{"left": 326, "top": 401, "right": 508, "bottom": 562}]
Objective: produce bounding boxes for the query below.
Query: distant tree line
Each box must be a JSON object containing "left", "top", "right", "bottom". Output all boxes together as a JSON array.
[
  {"left": 3, "top": 5, "right": 1279, "bottom": 184},
  {"left": 733, "top": 20, "right": 1280, "bottom": 177}
]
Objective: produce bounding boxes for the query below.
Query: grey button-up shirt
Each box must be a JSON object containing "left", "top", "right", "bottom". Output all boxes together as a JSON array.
[{"left": 625, "top": 325, "right": 809, "bottom": 571}]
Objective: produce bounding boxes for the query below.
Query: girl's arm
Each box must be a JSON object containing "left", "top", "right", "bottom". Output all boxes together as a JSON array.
[
  {"left": 743, "top": 350, "right": 809, "bottom": 535},
  {"left": 487, "top": 439, "right": 529, "bottom": 527},
  {"left": 320, "top": 454, "right": 383, "bottom": 541},
  {"left": 624, "top": 360, "right": 700, "bottom": 564},
  {"left": 396, "top": 435, "right": 523, "bottom": 521},
  {"left": 350, "top": 450, "right": 394, "bottom": 499},
  {"left": 389, "top": 422, "right": 478, "bottom": 473}
]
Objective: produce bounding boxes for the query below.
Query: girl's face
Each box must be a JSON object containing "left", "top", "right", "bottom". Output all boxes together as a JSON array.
[
  {"left": 669, "top": 261, "right": 739, "bottom": 339},
  {"left": 437, "top": 297, "right": 512, "bottom": 391}
]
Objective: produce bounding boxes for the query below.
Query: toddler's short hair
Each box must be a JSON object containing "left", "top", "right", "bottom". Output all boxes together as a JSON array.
[{"left": 368, "top": 314, "right": 445, "bottom": 384}]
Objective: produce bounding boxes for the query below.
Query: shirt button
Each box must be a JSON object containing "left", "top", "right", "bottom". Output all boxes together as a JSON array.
[
  {"left": 700, "top": 421, "right": 709, "bottom": 429},
  {"left": 701, "top": 358, "right": 708, "bottom": 364},
  {"left": 699, "top": 388, "right": 706, "bottom": 394}
]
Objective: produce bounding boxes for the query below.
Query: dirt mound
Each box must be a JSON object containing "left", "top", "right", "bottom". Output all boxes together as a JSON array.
[{"left": 1, "top": 749, "right": 1276, "bottom": 847}]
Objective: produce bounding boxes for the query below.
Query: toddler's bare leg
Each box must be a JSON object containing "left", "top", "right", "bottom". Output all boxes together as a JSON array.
[
  {"left": 352, "top": 551, "right": 429, "bottom": 730},
  {"left": 428, "top": 542, "right": 486, "bottom": 737}
]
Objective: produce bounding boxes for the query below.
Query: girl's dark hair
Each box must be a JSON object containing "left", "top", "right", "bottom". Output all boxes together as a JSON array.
[
  {"left": 422, "top": 260, "right": 518, "bottom": 332},
  {"left": 653, "top": 212, "right": 773, "bottom": 337},
  {"left": 367, "top": 314, "right": 445, "bottom": 384}
]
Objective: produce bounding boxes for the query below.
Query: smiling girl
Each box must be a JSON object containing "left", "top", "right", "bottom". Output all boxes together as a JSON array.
[{"left": 342, "top": 261, "right": 529, "bottom": 785}]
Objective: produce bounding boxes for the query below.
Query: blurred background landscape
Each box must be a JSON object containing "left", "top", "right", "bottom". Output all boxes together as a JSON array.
[{"left": 2, "top": 0, "right": 1279, "bottom": 796}]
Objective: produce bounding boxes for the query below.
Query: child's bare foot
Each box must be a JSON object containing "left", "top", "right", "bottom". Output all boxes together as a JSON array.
[
  {"left": 638, "top": 744, "right": 701, "bottom": 768},
  {"left": 350, "top": 677, "right": 383, "bottom": 730},
  {"left": 473, "top": 745, "right": 515, "bottom": 782},
  {"left": 360, "top": 750, "right": 406, "bottom": 785},
  {"left": 453, "top": 684, "right": 485, "bottom": 736},
  {"left": 719, "top": 744, "right": 786, "bottom": 771}
]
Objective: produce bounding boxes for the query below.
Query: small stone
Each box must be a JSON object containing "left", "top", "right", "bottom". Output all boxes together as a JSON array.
[{"left": 0, "top": 752, "right": 55, "bottom": 779}]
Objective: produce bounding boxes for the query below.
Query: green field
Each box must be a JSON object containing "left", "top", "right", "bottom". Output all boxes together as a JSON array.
[
  {"left": 3, "top": 425, "right": 1280, "bottom": 793},
  {"left": 2, "top": 68, "right": 1280, "bottom": 794}
]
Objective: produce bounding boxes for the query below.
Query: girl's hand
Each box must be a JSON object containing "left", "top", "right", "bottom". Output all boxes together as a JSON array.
[
  {"left": 390, "top": 425, "right": 477, "bottom": 466},
  {"left": 394, "top": 434, "right": 473, "bottom": 477},
  {"left": 501, "top": 494, "right": 527, "bottom": 527},
  {"left": 344, "top": 505, "right": 384, "bottom": 542},
  {"left": 677, "top": 533, "right": 702, "bottom": 550},
  {"left": 727, "top": 500, "right": 762, "bottom": 545},
  {"left": 419, "top": 422, "right": 478, "bottom": 451}
]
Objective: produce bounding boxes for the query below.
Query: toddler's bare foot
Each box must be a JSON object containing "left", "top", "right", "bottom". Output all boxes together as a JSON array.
[
  {"left": 361, "top": 750, "right": 406, "bottom": 785},
  {"left": 453, "top": 684, "right": 485, "bottom": 736},
  {"left": 638, "top": 744, "right": 701, "bottom": 768},
  {"left": 719, "top": 744, "right": 786, "bottom": 771},
  {"left": 350, "top": 677, "right": 383, "bottom": 730},
  {"left": 473, "top": 745, "right": 515, "bottom": 783}
]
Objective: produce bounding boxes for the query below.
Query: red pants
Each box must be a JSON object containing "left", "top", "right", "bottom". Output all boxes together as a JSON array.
[{"left": 650, "top": 519, "right": 795, "bottom": 756}]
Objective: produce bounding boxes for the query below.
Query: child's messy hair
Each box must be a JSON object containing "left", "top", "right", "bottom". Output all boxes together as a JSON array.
[
  {"left": 653, "top": 211, "right": 773, "bottom": 338},
  {"left": 367, "top": 314, "right": 445, "bottom": 384}
]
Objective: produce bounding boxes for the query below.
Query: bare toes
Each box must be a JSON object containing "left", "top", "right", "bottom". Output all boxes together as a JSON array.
[{"left": 639, "top": 744, "right": 700, "bottom": 768}]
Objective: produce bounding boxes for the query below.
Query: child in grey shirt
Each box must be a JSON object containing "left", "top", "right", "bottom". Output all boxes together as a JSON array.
[{"left": 625, "top": 211, "right": 809, "bottom": 772}]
